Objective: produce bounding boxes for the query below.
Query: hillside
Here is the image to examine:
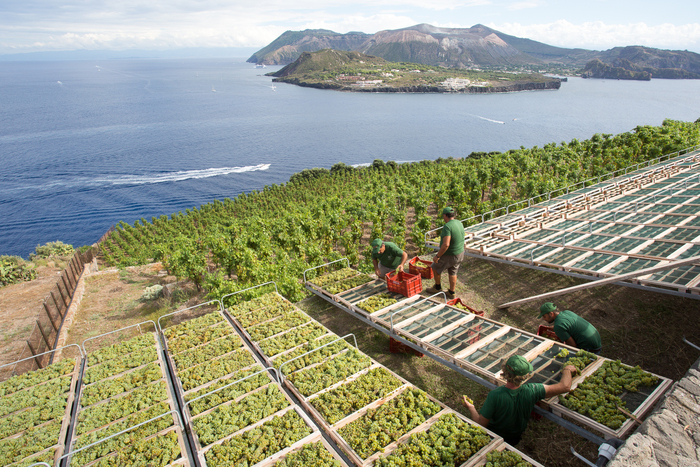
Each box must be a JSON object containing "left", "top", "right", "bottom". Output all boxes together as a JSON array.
[
  {"left": 591, "top": 46, "right": 700, "bottom": 78},
  {"left": 268, "top": 49, "right": 560, "bottom": 93},
  {"left": 247, "top": 29, "right": 370, "bottom": 65},
  {"left": 249, "top": 24, "right": 700, "bottom": 77},
  {"left": 581, "top": 58, "right": 652, "bottom": 80}
]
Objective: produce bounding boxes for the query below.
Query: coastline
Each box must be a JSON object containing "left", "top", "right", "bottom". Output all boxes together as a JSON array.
[{"left": 271, "top": 78, "right": 562, "bottom": 93}]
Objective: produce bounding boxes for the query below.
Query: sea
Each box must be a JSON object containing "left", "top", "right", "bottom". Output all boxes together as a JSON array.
[{"left": 1, "top": 57, "right": 700, "bottom": 258}]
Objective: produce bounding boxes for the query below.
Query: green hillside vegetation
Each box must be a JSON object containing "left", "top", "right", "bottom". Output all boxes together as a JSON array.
[
  {"left": 269, "top": 49, "right": 557, "bottom": 91},
  {"left": 581, "top": 59, "right": 652, "bottom": 80},
  {"left": 99, "top": 120, "right": 700, "bottom": 302}
]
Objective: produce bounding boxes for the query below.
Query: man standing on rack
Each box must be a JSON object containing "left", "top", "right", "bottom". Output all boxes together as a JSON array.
[
  {"left": 371, "top": 238, "right": 408, "bottom": 279},
  {"left": 462, "top": 354, "right": 577, "bottom": 446},
  {"left": 426, "top": 207, "right": 465, "bottom": 300},
  {"left": 538, "top": 302, "right": 602, "bottom": 354}
]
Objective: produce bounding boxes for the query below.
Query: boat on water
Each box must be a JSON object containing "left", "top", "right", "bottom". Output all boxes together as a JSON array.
[{"left": 255, "top": 63, "right": 266, "bottom": 69}]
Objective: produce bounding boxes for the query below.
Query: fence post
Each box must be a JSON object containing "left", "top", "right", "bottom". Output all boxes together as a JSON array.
[
  {"left": 56, "top": 284, "right": 70, "bottom": 308},
  {"left": 26, "top": 340, "right": 43, "bottom": 369},
  {"left": 37, "top": 320, "right": 52, "bottom": 350},
  {"left": 51, "top": 290, "right": 65, "bottom": 317},
  {"left": 65, "top": 267, "right": 76, "bottom": 290},
  {"left": 61, "top": 274, "right": 73, "bottom": 296},
  {"left": 43, "top": 302, "right": 58, "bottom": 333}
]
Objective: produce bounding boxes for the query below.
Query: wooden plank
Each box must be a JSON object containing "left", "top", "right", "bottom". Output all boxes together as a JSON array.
[
  {"left": 421, "top": 314, "right": 478, "bottom": 346},
  {"left": 463, "top": 441, "right": 545, "bottom": 467},
  {"left": 499, "top": 254, "right": 700, "bottom": 308},
  {"left": 453, "top": 326, "right": 511, "bottom": 360}
]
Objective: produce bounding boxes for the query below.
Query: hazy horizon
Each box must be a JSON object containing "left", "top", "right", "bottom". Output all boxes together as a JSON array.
[{"left": 1, "top": 1, "right": 699, "bottom": 56}]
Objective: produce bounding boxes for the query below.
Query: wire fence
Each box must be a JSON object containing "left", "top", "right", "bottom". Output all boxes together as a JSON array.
[{"left": 1, "top": 247, "right": 98, "bottom": 381}]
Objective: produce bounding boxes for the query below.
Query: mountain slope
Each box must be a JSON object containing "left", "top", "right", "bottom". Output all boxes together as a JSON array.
[
  {"left": 356, "top": 24, "right": 531, "bottom": 67},
  {"left": 247, "top": 29, "right": 369, "bottom": 65},
  {"left": 249, "top": 24, "right": 700, "bottom": 77}
]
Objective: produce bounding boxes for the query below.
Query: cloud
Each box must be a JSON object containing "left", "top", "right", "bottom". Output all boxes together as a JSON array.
[
  {"left": 507, "top": 1, "right": 543, "bottom": 11},
  {"left": 490, "top": 20, "right": 700, "bottom": 52}
]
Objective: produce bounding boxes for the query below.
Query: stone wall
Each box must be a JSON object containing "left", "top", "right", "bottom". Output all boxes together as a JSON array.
[{"left": 608, "top": 356, "right": 700, "bottom": 467}]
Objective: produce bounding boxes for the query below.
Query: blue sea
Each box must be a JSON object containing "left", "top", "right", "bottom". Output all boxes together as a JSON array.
[{"left": 1, "top": 57, "right": 699, "bottom": 257}]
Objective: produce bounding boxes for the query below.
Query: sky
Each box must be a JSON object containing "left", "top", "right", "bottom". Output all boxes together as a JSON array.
[{"left": 1, "top": 0, "right": 699, "bottom": 56}]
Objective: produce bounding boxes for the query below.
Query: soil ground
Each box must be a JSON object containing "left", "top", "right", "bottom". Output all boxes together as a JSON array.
[
  {"left": 2, "top": 254, "right": 699, "bottom": 466},
  {"left": 0, "top": 258, "right": 69, "bottom": 368}
]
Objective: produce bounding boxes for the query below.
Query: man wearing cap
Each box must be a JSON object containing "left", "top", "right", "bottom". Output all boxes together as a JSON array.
[
  {"left": 538, "top": 302, "right": 602, "bottom": 354},
  {"left": 462, "top": 355, "right": 577, "bottom": 446},
  {"left": 426, "top": 207, "right": 465, "bottom": 299},
  {"left": 371, "top": 239, "right": 408, "bottom": 279}
]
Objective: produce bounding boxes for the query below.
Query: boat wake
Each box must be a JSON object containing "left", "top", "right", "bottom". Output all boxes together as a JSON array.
[
  {"left": 0, "top": 164, "right": 272, "bottom": 195},
  {"left": 105, "top": 164, "right": 271, "bottom": 185},
  {"left": 469, "top": 114, "right": 506, "bottom": 124}
]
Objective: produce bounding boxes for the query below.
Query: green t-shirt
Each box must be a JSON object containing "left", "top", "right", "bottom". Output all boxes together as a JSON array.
[
  {"left": 441, "top": 219, "right": 465, "bottom": 256},
  {"left": 479, "top": 383, "right": 546, "bottom": 439},
  {"left": 553, "top": 310, "right": 601, "bottom": 351},
  {"left": 371, "top": 241, "right": 403, "bottom": 269}
]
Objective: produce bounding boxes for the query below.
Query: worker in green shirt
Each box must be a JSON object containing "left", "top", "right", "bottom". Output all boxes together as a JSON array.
[
  {"left": 462, "top": 354, "right": 576, "bottom": 446},
  {"left": 538, "top": 302, "right": 602, "bottom": 354},
  {"left": 426, "top": 207, "right": 465, "bottom": 299},
  {"left": 371, "top": 239, "right": 408, "bottom": 279}
]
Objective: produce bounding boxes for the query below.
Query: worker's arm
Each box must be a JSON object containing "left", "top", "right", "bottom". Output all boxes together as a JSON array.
[
  {"left": 435, "top": 236, "right": 450, "bottom": 262},
  {"left": 543, "top": 365, "right": 576, "bottom": 398},
  {"left": 398, "top": 251, "right": 408, "bottom": 270},
  {"left": 373, "top": 258, "right": 380, "bottom": 276},
  {"left": 462, "top": 396, "right": 489, "bottom": 427},
  {"left": 564, "top": 337, "right": 577, "bottom": 347}
]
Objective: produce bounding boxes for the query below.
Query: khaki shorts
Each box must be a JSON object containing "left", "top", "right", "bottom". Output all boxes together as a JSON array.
[
  {"left": 377, "top": 262, "right": 395, "bottom": 278},
  {"left": 431, "top": 252, "right": 464, "bottom": 276}
]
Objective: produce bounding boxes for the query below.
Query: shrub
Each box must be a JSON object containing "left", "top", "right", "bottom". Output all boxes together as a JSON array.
[
  {"left": 0, "top": 256, "right": 37, "bottom": 287},
  {"left": 30, "top": 241, "right": 74, "bottom": 259},
  {"left": 142, "top": 284, "right": 163, "bottom": 301}
]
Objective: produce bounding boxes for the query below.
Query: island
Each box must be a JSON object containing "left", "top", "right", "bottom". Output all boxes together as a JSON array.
[{"left": 267, "top": 49, "right": 561, "bottom": 93}]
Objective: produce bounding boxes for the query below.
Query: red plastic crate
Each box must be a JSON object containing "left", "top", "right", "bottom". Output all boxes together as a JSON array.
[
  {"left": 447, "top": 298, "right": 485, "bottom": 317},
  {"left": 408, "top": 257, "right": 434, "bottom": 279},
  {"left": 537, "top": 325, "right": 561, "bottom": 342},
  {"left": 389, "top": 337, "right": 424, "bottom": 357},
  {"left": 386, "top": 270, "right": 422, "bottom": 297}
]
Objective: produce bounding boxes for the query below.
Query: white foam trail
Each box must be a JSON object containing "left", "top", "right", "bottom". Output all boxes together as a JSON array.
[
  {"left": 105, "top": 164, "right": 271, "bottom": 185},
  {"left": 57, "top": 81, "right": 63, "bottom": 85},
  {"left": 474, "top": 115, "right": 505, "bottom": 124}
]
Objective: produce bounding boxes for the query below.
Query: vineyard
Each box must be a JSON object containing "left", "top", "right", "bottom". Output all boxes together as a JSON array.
[{"left": 97, "top": 120, "right": 700, "bottom": 303}]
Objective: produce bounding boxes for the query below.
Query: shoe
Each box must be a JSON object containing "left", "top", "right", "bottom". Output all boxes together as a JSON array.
[
  {"left": 425, "top": 286, "right": 442, "bottom": 295},
  {"left": 446, "top": 290, "right": 455, "bottom": 300}
]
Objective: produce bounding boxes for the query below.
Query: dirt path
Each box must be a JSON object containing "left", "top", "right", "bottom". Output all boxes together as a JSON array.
[{"left": 63, "top": 263, "right": 209, "bottom": 350}]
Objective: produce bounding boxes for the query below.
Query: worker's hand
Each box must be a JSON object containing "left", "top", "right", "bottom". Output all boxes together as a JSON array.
[
  {"left": 434, "top": 255, "right": 440, "bottom": 263},
  {"left": 562, "top": 364, "right": 578, "bottom": 375},
  {"left": 374, "top": 268, "right": 380, "bottom": 277},
  {"left": 461, "top": 395, "right": 474, "bottom": 409}
]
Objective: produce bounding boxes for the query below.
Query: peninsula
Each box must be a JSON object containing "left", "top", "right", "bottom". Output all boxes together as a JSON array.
[{"left": 268, "top": 49, "right": 561, "bottom": 93}]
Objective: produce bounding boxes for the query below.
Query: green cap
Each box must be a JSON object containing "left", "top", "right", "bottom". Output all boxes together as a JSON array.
[
  {"left": 442, "top": 206, "right": 455, "bottom": 216},
  {"left": 506, "top": 355, "right": 533, "bottom": 376},
  {"left": 371, "top": 239, "right": 383, "bottom": 255},
  {"left": 538, "top": 302, "right": 557, "bottom": 318}
]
